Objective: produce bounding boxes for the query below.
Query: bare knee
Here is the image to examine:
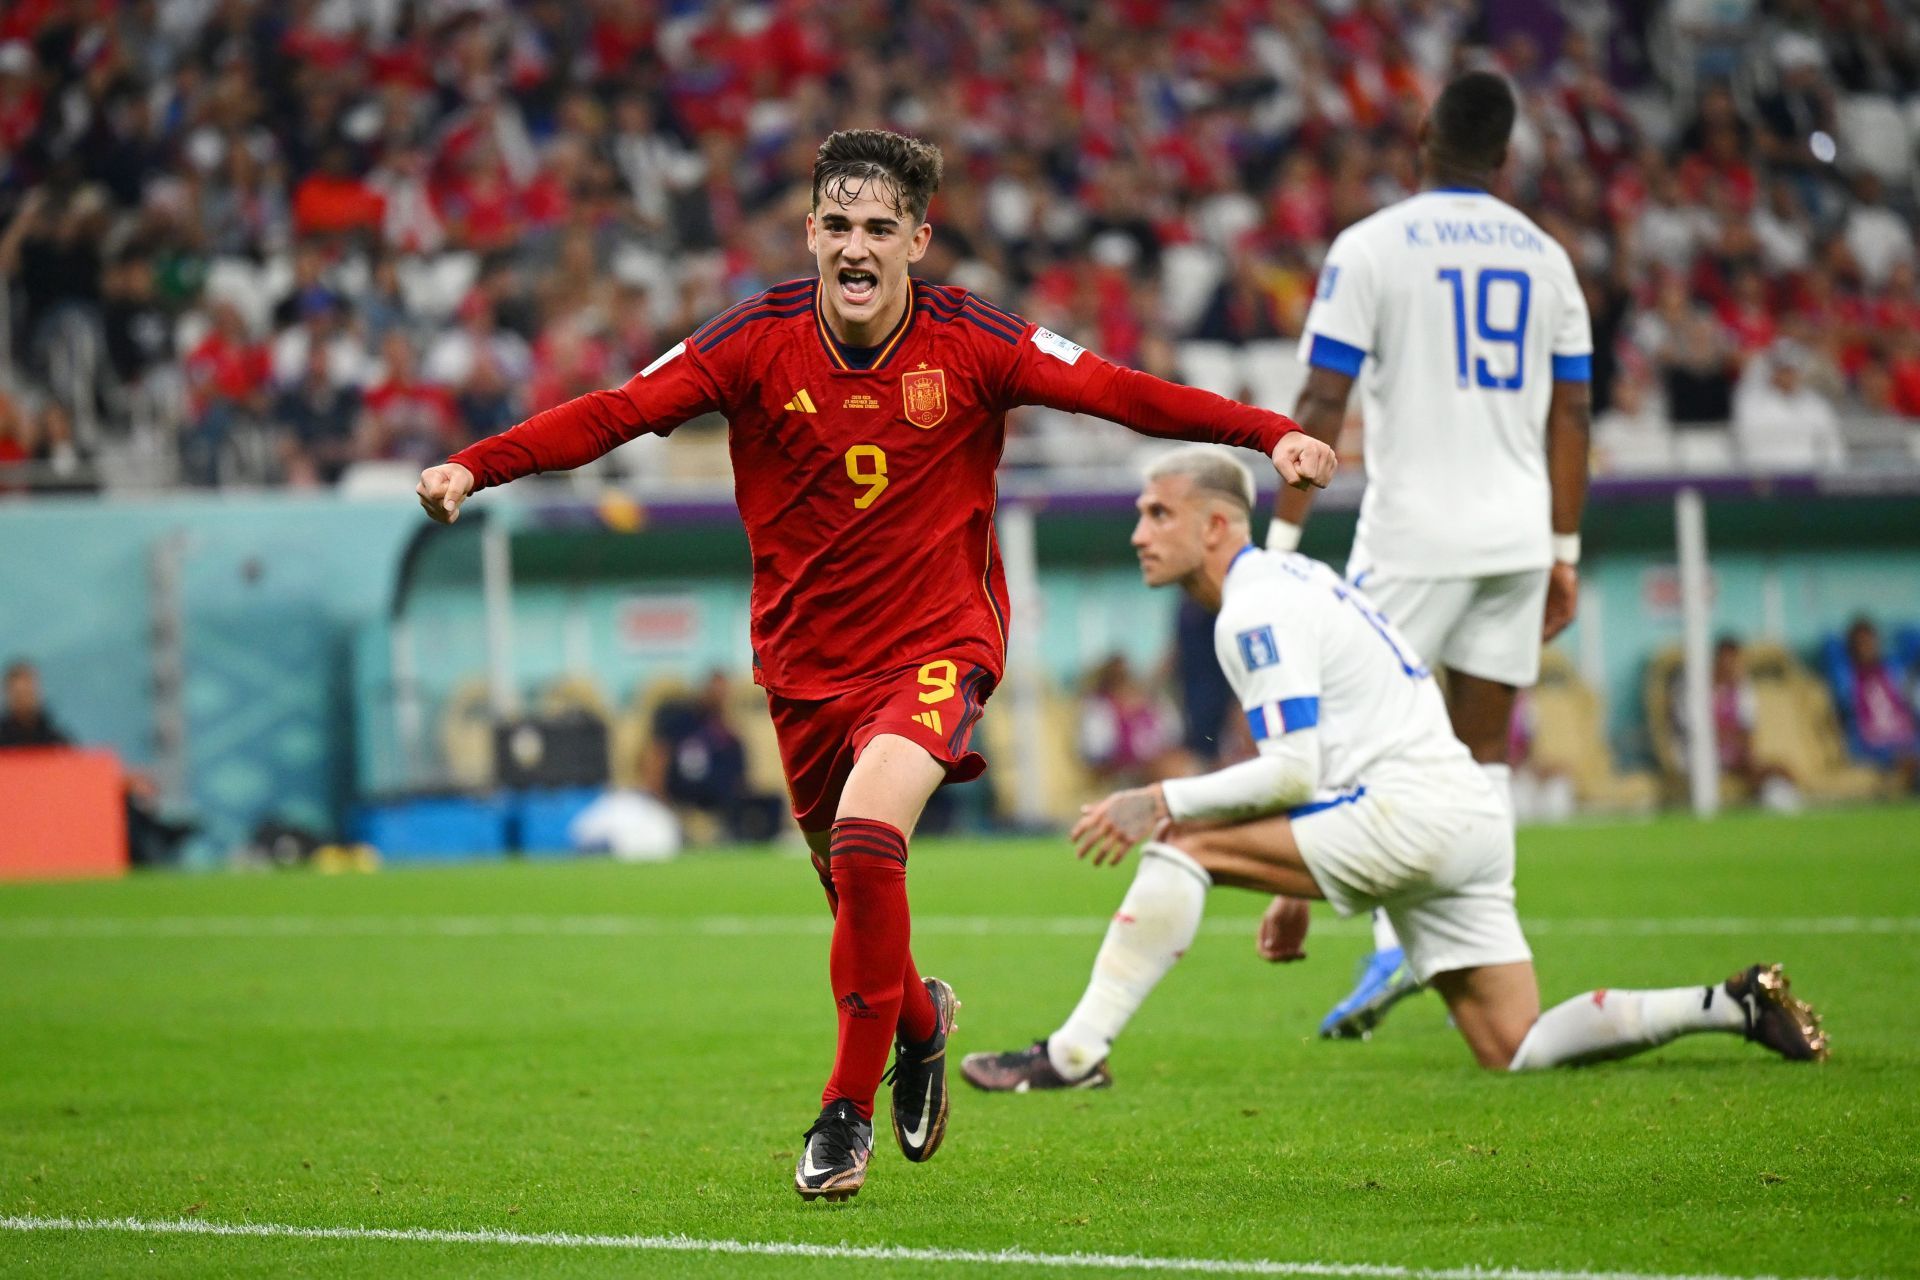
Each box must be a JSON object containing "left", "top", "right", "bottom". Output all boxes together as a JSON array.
[
  {"left": 1458, "top": 1013, "right": 1527, "bottom": 1071},
  {"left": 1469, "top": 1032, "right": 1522, "bottom": 1071},
  {"left": 1431, "top": 964, "right": 1537, "bottom": 1071}
]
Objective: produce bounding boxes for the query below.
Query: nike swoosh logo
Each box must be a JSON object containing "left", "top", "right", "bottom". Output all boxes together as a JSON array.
[
  {"left": 903, "top": 1075, "right": 935, "bottom": 1148},
  {"left": 802, "top": 1146, "right": 832, "bottom": 1178}
]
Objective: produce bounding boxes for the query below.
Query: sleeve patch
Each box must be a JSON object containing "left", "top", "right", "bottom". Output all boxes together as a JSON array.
[
  {"left": 1030, "top": 326, "right": 1086, "bottom": 365},
  {"left": 641, "top": 341, "right": 686, "bottom": 377},
  {"left": 1316, "top": 265, "right": 1340, "bottom": 300},
  {"left": 1236, "top": 626, "right": 1280, "bottom": 671}
]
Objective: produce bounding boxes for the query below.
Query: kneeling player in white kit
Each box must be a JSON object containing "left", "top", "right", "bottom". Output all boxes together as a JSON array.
[{"left": 961, "top": 448, "right": 1826, "bottom": 1089}]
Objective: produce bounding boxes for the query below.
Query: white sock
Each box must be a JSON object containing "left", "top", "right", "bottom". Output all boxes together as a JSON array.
[
  {"left": 1371, "top": 908, "right": 1401, "bottom": 953},
  {"left": 1509, "top": 982, "right": 1746, "bottom": 1070},
  {"left": 1048, "top": 842, "right": 1211, "bottom": 1080},
  {"left": 1480, "top": 761, "right": 1514, "bottom": 820}
]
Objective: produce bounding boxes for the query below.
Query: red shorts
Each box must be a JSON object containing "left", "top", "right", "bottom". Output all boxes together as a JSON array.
[{"left": 766, "top": 659, "right": 996, "bottom": 833}]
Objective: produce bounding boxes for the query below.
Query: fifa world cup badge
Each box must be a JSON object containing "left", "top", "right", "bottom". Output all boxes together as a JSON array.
[{"left": 901, "top": 368, "right": 948, "bottom": 429}]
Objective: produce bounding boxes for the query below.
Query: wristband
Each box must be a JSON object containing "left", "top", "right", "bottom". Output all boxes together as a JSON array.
[
  {"left": 1551, "top": 533, "right": 1581, "bottom": 565},
  {"left": 1266, "top": 519, "right": 1304, "bottom": 553}
]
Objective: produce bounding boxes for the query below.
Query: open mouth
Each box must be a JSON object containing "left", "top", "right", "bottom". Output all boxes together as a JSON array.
[{"left": 837, "top": 268, "right": 878, "bottom": 307}]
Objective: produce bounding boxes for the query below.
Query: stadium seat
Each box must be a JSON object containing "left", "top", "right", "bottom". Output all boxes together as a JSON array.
[
  {"left": 1244, "top": 340, "right": 1308, "bottom": 415},
  {"left": 978, "top": 679, "right": 1092, "bottom": 824},
  {"left": 1159, "top": 244, "right": 1224, "bottom": 332},
  {"left": 1643, "top": 647, "right": 1750, "bottom": 806},
  {"left": 1741, "top": 644, "right": 1892, "bottom": 803},
  {"left": 1526, "top": 650, "right": 1659, "bottom": 814},
  {"left": 538, "top": 674, "right": 618, "bottom": 784},
  {"left": 1175, "top": 341, "right": 1244, "bottom": 401},
  {"left": 661, "top": 424, "right": 734, "bottom": 482},
  {"left": 1647, "top": 643, "right": 1895, "bottom": 806},
  {"left": 200, "top": 257, "right": 279, "bottom": 335},
  {"left": 1839, "top": 95, "right": 1913, "bottom": 184},
  {"left": 1670, "top": 428, "right": 1738, "bottom": 473},
  {"left": 539, "top": 675, "right": 613, "bottom": 722},
  {"left": 1591, "top": 418, "right": 1677, "bottom": 473},
  {"left": 728, "top": 682, "right": 789, "bottom": 806},
  {"left": 438, "top": 676, "right": 499, "bottom": 788},
  {"left": 397, "top": 252, "right": 481, "bottom": 322},
  {"left": 336, "top": 461, "right": 425, "bottom": 496}
]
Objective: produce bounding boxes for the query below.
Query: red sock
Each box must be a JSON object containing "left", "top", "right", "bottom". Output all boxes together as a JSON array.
[
  {"left": 897, "top": 950, "right": 936, "bottom": 1045},
  {"left": 822, "top": 818, "right": 914, "bottom": 1120},
  {"left": 814, "top": 843, "right": 936, "bottom": 1044},
  {"left": 809, "top": 848, "right": 838, "bottom": 913}
]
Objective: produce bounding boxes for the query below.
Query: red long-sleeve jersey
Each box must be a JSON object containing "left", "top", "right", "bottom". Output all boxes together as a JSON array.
[{"left": 450, "top": 278, "right": 1300, "bottom": 697}]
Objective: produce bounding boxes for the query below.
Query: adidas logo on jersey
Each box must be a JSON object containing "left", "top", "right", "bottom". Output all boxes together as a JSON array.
[
  {"left": 911, "top": 710, "right": 944, "bottom": 735},
  {"left": 783, "top": 389, "right": 818, "bottom": 414}
]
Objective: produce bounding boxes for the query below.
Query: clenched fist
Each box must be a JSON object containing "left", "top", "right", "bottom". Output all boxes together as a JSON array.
[
  {"left": 1272, "top": 434, "right": 1337, "bottom": 491},
  {"left": 416, "top": 462, "right": 475, "bottom": 524}
]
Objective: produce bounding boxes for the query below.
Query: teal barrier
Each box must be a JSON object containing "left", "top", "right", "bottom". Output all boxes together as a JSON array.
[{"left": 3, "top": 483, "right": 1915, "bottom": 861}]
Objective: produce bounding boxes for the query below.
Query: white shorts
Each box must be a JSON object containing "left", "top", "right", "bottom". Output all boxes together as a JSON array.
[
  {"left": 1291, "top": 774, "right": 1532, "bottom": 984},
  {"left": 1347, "top": 567, "right": 1550, "bottom": 688}
]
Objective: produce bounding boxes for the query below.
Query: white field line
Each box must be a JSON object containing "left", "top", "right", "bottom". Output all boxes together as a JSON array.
[
  {"left": 0, "top": 1214, "right": 1865, "bottom": 1280},
  {"left": 0, "top": 914, "right": 1914, "bottom": 942}
]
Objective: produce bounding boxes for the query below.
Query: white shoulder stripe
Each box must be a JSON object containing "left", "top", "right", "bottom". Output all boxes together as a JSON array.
[{"left": 640, "top": 342, "right": 686, "bottom": 377}]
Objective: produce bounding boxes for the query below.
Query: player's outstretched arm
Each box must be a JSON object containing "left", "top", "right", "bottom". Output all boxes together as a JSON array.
[
  {"left": 416, "top": 462, "right": 474, "bottom": 524},
  {"left": 1006, "top": 335, "right": 1333, "bottom": 490},
  {"left": 1269, "top": 366, "right": 1354, "bottom": 548},
  {"left": 1542, "top": 377, "right": 1592, "bottom": 641},
  {"left": 429, "top": 344, "right": 722, "bottom": 509}
]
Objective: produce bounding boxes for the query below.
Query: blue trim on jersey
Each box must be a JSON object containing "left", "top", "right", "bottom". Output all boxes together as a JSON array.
[
  {"left": 1228, "top": 543, "right": 1257, "bottom": 574},
  {"left": 1245, "top": 696, "right": 1320, "bottom": 742},
  {"left": 1306, "top": 334, "right": 1367, "bottom": 377},
  {"left": 1432, "top": 185, "right": 1487, "bottom": 194},
  {"left": 1290, "top": 785, "right": 1366, "bottom": 819},
  {"left": 1278, "top": 696, "right": 1320, "bottom": 732},
  {"left": 1551, "top": 353, "right": 1593, "bottom": 383}
]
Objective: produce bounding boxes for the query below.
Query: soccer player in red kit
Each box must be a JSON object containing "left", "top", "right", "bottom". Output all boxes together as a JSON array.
[{"left": 417, "top": 129, "right": 1335, "bottom": 1201}]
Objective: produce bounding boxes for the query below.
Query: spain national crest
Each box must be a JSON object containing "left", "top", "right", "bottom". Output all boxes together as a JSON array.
[{"left": 901, "top": 367, "right": 948, "bottom": 429}]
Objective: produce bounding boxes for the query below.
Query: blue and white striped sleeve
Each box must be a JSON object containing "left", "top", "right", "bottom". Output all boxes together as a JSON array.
[{"left": 1213, "top": 589, "right": 1324, "bottom": 754}]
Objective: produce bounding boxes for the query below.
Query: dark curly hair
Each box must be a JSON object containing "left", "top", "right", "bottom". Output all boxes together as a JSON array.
[
  {"left": 1429, "top": 71, "right": 1518, "bottom": 172},
  {"left": 811, "top": 129, "right": 944, "bottom": 224}
]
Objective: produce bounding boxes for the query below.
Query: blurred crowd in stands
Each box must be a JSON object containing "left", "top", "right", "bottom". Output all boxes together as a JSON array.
[{"left": 2, "top": 0, "right": 1919, "bottom": 494}]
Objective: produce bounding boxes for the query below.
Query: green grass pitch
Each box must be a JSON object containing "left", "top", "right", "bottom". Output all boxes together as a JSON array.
[{"left": 2, "top": 807, "right": 1916, "bottom": 1278}]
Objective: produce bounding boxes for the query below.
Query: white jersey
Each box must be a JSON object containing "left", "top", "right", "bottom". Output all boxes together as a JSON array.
[
  {"left": 1212, "top": 547, "right": 1477, "bottom": 798},
  {"left": 1297, "top": 188, "right": 1592, "bottom": 578}
]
